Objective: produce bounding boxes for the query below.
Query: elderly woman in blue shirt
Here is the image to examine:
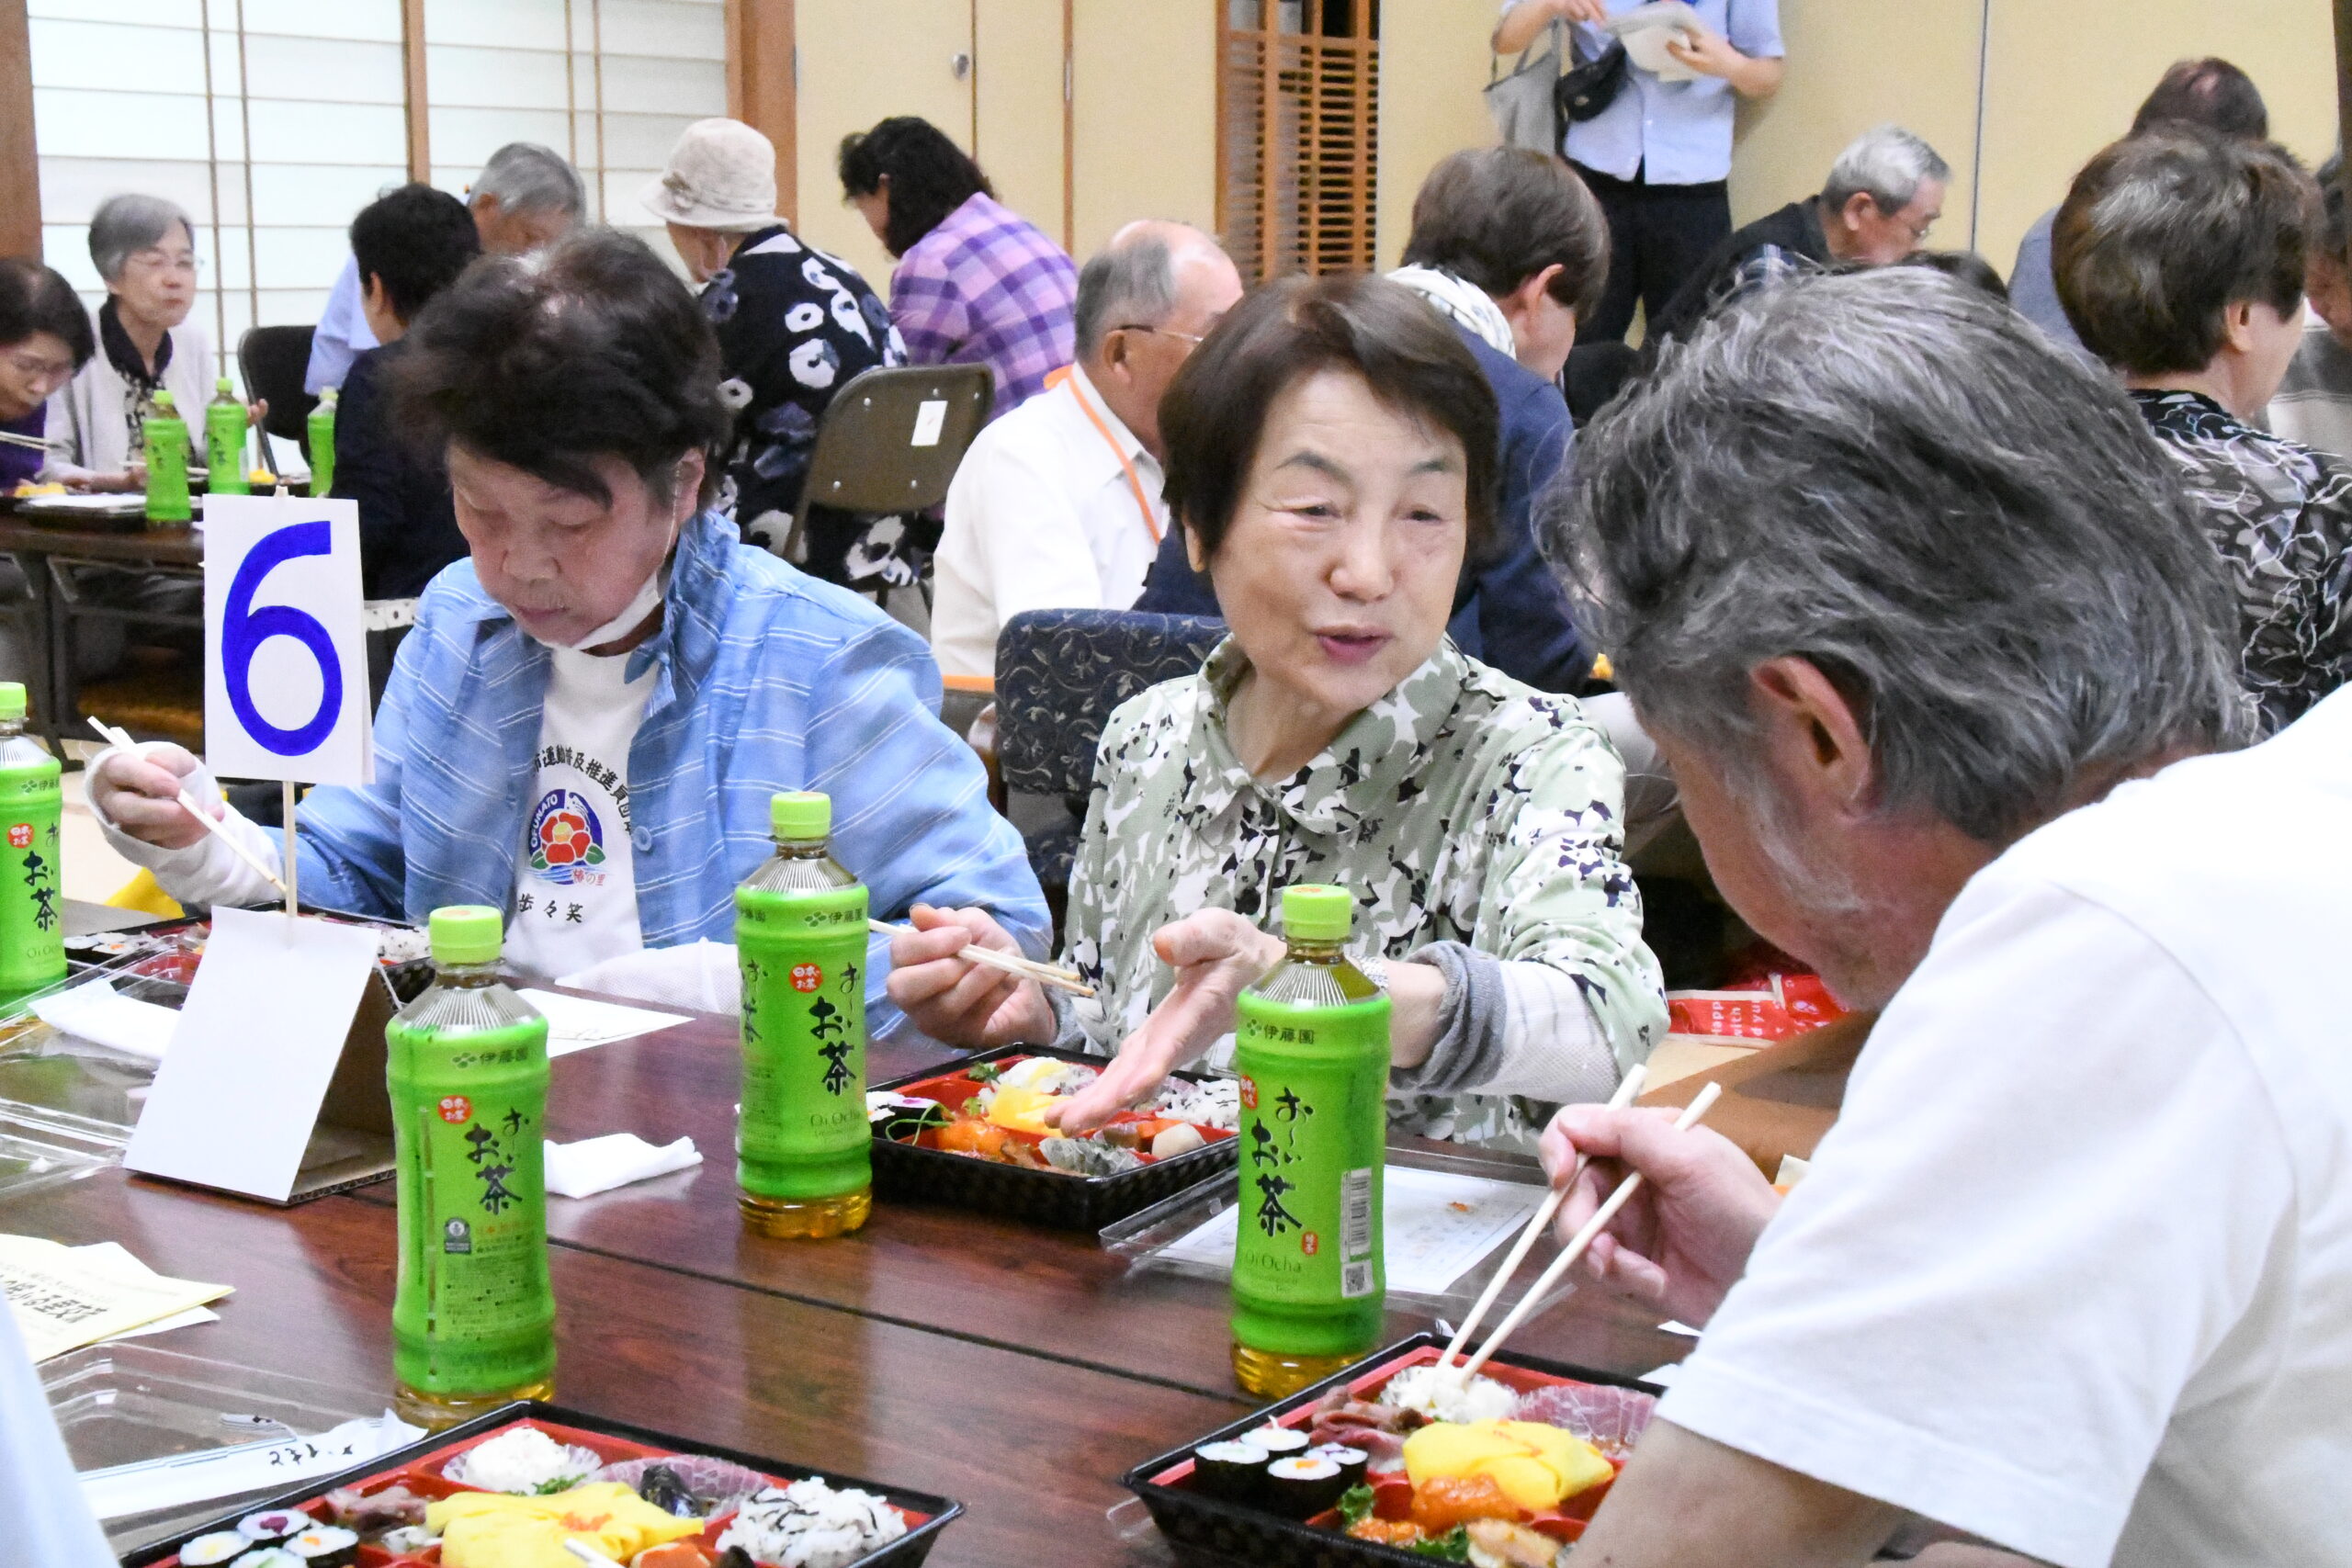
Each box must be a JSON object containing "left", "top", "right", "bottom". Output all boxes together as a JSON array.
[{"left": 87, "top": 230, "right": 1046, "bottom": 1037}]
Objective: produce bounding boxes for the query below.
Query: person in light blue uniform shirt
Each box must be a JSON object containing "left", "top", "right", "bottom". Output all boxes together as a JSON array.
[
  {"left": 305, "top": 142, "right": 586, "bottom": 394},
  {"left": 96, "top": 230, "right": 1049, "bottom": 1039},
  {"left": 1494, "top": 0, "right": 1783, "bottom": 344}
]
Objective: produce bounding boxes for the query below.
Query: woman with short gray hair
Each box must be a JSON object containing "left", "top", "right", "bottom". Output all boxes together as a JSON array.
[{"left": 49, "top": 194, "right": 219, "bottom": 491}]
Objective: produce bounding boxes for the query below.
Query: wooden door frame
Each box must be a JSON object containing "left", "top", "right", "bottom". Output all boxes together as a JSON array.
[
  {"left": 0, "top": 0, "right": 37, "bottom": 260},
  {"left": 727, "top": 0, "right": 798, "bottom": 225}
]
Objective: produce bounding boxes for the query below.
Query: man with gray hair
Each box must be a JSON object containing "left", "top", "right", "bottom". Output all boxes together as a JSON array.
[
  {"left": 1646, "top": 122, "right": 1946, "bottom": 342},
  {"left": 306, "top": 142, "right": 586, "bottom": 393},
  {"left": 930, "top": 219, "right": 1241, "bottom": 677},
  {"left": 1529, "top": 266, "right": 2352, "bottom": 1565}
]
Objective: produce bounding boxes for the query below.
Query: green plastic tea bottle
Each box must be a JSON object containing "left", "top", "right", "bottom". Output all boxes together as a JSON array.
[
  {"left": 387, "top": 907, "right": 555, "bottom": 1429},
  {"left": 141, "top": 390, "right": 190, "bottom": 525},
  {"left": 204, "top": 377, "right": 248, "bottom": 496},
  {"left": 736, "top": 791, "right": 872, "bottom": 1238},
  {"left": 0, "top": 683, "right": 64, "bottom": 1005},
  {"left": 307, "top": 388, "right": 337, "bottom": 498},
  {"left": 1230, "top": 884, "right": 1389, "bottom": 1398}
]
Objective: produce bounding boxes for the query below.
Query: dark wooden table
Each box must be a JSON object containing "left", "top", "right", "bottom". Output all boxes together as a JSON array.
[
  {"left": 7, "top": 974, "right": 1694, "bottom": 1565},
  {"left": 0, "top": 515, "right": 203, "bottom": 750}
]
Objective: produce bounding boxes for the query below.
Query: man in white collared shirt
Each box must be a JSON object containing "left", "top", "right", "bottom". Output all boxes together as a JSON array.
[{"left": 930, "top": 221, "right": 1242, "bottom": 678}]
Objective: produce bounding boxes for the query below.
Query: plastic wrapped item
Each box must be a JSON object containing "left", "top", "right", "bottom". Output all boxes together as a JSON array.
[
  {"left": 1102, "top": 1143, "right": 1575, "bottom": 1323},
  {"left": 43, "top": 1344, "right": 389, "bottom": 1555}
]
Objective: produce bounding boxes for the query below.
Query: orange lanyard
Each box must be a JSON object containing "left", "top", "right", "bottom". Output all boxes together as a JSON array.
[{"left": 1046, "top": 365, "right": 1162, "bottom": 545}]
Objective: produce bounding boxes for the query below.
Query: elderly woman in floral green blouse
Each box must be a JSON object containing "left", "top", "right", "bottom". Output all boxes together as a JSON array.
[{"left": 888, "top": 273, "right": 1665, "bottom": 1151}]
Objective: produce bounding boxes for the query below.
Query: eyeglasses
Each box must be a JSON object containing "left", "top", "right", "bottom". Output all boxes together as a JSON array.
[
  {"left": 1115, "top": 323, "right": 1206, "bottom": 345},
  {"left": 123, "top": 248, "right": 201, "bottom": 276},
  {"left": 5, "top": 350, "right": 74, "bottom": 386}
]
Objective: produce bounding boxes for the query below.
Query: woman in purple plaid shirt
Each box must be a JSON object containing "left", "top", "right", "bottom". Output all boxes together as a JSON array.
[{"left": 839, "top": 117, "right": 1078, "bottom": 420}]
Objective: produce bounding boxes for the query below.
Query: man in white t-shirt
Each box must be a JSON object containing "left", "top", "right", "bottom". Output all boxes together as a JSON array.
[
  {"left": 1542, "top": 266, "right": 2346, "bottom": 1566},
  {"left": 929, "top": 221, "right": 1241, "bottom": 678}
]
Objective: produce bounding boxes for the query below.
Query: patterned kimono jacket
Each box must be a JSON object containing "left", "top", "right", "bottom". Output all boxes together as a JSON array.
[{"left": 1059, "top": 637, "right": 1665, "bottom": 1151}]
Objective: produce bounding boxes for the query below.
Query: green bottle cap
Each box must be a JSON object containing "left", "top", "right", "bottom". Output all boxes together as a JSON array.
[
  {"left": 216, "top": 376, "right": 233, "bottom": 395},
  {"left": 772, "top": 791, "right": 830, "bottom": 840},
  {"left": 0, "top": 683, "right": 25, "bottom": 722},
  {"left": 1282, "top": 884, "right": 1354, "bottom": 942},
  {"left": 428, "top": 905, "right": 503, "bottom": 965},
  {"left": 153, "top": 390, "right": 176, "bottom": 412}
]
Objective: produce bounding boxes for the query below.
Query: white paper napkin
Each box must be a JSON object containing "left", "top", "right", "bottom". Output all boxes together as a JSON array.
[
  {"left": 31, "top": 978, "right": 180, "bottom": 1061},
  {"left": 542, "top": 1134, "right": 702, "bottom": 1199}
]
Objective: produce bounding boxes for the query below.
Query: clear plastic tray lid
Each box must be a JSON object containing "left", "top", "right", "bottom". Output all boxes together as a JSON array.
[
  {"left": 0, "top": 963, "right": 189, "bottom": 1197},
  {"left": 45, "top": 1342, "right": 390, "bottom": 1553}
]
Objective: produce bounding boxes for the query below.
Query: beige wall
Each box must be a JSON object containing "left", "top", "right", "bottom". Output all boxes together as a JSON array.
[
  {"left": 1725, "top": 0, "right": 1983, "bottom": 244},
  {"left": 1070, "top": 0, "right": 1218, "bottom": 260},
  {"left": 1375, "top": 0, "right": 1507, "bottom": 270},
  {"left": 1976, "top": 0, "right": 2336, "bottom": 270},
  {"left": 1372, "top": 0, "right": 2339, "bottom": 283},
  {"left": 791, "top": 0, "right": 975, "bottom": 288},
  {"left": 976, "top": 0, "right": 1070, "bottom": 251}
]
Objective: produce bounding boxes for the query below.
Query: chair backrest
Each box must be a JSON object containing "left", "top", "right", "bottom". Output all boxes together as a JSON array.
[
  {"left": 237, "top": 325, "right": 319, "bottom": 454},
  {"left": 776, "top": 363, "right": 993, "bottom": 558},
  {"left": 995, "top": 608, "right": 1227, "bottom": 800}
]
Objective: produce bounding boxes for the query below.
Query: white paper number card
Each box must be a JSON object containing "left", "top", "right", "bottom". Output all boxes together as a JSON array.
[{"left": 202, "top": 494, "right": 372, "bottom": 785}]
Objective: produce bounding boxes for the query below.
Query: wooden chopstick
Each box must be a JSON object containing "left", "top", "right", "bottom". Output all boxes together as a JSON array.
[
  {"left": 86, "top": 716, "right": 290, "bottom": 897},
  {"left": 1437, "top": 1062, "right": 1648, "bottom": 1371},
  {"left": 1457, "top": 1079, "right": 1725, "bottom": 1382},
  {"left": 867, "top": 917, "right": 1095, "bottom": 998},
  {"left": 0, "top": 430, "right": 56, "bottom": 452}
]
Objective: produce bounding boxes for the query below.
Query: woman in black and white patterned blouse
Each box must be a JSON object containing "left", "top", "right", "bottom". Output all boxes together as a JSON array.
[
  {"left": 2055, "top": 127, "right": 2352, "bottom": 734},
  {"left": 646, "top": 118, "right": 910, "bottom": 589}
]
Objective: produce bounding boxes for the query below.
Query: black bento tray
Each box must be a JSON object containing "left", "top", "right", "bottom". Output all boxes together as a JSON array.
[
  {"left": 869, "top": 1043, "right": 1239, "bottom": 1231},
  {"left": 121, "top": 1400, "right": 965, "bottom": 1568},
  {"left": 1121, "top": 1330, "right": 1663, "bottom": 1568}
]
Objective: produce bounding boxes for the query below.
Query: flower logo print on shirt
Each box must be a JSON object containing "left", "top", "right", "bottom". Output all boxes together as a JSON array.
[{"left": 528, "top": 788, "right": 608, "bottom": 886}]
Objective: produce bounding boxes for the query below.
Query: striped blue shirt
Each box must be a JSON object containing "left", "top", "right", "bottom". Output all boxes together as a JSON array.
[{"left": 293, "top": 509, "right": 1049, "bottom": 1038}]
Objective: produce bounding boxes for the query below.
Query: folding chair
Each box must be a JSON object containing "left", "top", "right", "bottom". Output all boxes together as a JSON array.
[
  {"left": 765, "top": 364, "right": 993, "bottom": 592},
  {"left": 236, "top": 325, "right": 320, "bottom": 462}
]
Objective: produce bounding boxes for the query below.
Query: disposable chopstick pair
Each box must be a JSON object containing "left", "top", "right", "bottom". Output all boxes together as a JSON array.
[
  {"left": 0, "top": 430, "right": 60, "bottom": 453},
  {"left": 865, "top": 916, "right": 1095, "bottom": 998},
  {"left": 1437, "top": 1062, "right": 1649, "bottom": 1371},
  {"left": 1455, "top": 1078, "right": 1726, "bottom": 1382},
  {"left": 85, "top": 716, "right": 289, "bottom": 898}
]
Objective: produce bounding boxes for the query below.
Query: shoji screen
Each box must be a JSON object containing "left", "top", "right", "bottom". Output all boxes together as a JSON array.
[
  {"left": 422, "top": 0, "right": 727, "bottom": 268},
  {"left": 28, "top": 0, "right": 409, "bottom": 367}
]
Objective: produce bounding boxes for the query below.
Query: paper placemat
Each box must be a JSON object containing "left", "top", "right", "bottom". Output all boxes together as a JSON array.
[{"left": 515, "top": 989, "right": 691, "bottom": 1057}]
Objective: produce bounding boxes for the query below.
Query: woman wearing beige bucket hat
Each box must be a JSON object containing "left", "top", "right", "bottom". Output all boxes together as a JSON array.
[{"left": 644, "top": 118, "right": 914, "bottom": 588}]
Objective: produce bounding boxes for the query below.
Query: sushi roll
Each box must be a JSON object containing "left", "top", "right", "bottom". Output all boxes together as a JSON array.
[
  {"left": 1190, "top": 1439, "right": 1266, "bottom": 1503},
  {"left": 1263, "top": 1453, "right": 1350, "bottom": 1519},
  {"left": 234, "top": 1512, "right": 310, "bottom": 1545},
  {"left": 232, "top": 1551, "right": 304, "bottom": 1568},
  {"left": 1234, "top": 1423, "right": 1311, "bottom": 1460},
  {"left": 179, "top": 1531, "right": 249, "bottom": 1567},
  {"left": 287, "top": 1527, "right": 358, "bottom": 1568},
  {"left": 1308, "top": 1442, "right": 1369, "bottom": 1491}
]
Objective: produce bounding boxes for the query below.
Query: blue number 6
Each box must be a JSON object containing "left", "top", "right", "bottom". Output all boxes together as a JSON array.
[{"left": 222, "top": 520, "right": 343, "bottom": 757}]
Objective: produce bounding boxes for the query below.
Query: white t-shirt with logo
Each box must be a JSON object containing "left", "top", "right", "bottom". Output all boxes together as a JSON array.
[
  {"left": 1656, "top": 690, "right": 2352, "bottom": 1568},
  {"left": 504, "top": 642, "right": 656, "bottom": 980}
]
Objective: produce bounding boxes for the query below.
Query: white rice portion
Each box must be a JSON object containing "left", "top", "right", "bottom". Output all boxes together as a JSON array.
[
  {"left": 1379, "top": 1364, "right": 1521, "bottom": 1425},
  {"left": 997, "top": 1057, "right": 1097, "bottom": 1096},
  {"left": 444, "top": 1426, "right": 598, "bottom": 1494},
  {"left": 716, "top": 1479, "right": 908, "bottom": 1568},
  {"left": 1147, "top": 1076, "right": 1240, "bottom": 1132}
]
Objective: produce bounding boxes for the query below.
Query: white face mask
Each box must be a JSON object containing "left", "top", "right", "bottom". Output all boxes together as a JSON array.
[{"left": 544, "top": 566, "right": 665, "bottom": 653}]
